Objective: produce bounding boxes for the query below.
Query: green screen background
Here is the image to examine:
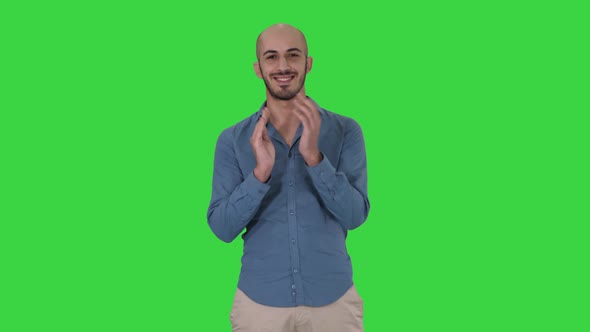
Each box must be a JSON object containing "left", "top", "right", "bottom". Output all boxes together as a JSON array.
[{"left": 1, "top": 1, "right": 588, "bottom": 331}]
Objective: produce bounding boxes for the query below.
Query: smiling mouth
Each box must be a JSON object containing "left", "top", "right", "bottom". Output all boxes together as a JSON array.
[{"left": 273, "top": 75, "right": 295, "bottom": 85}]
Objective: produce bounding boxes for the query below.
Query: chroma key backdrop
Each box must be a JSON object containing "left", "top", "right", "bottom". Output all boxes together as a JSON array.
[{"left": 1, "top": 1, "right": 587, "bottom": 331}]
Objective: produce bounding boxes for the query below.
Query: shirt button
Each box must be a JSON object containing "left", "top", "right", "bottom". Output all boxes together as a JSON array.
[
  {"left": 291, "top": 239, "right": 296, "bottom": 244},
  {"left": 291, "top": 284, "right": 296, "bottom": 289},
  {"left": 289, "top": 210, "right": 294, "bottom": 216},
  {"left": 293, "top": 268, "right": 298, "bottom": 273},
  {"left": 292, "top": 292, "right": 296, "bottom": 297},
  {"left": 288, "top": 181, "right": 293, "bottom": 186}
]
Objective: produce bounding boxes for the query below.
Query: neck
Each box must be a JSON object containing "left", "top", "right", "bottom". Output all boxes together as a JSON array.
[{"left": 265, "top": 87, "right": 307, "bottom": 125}]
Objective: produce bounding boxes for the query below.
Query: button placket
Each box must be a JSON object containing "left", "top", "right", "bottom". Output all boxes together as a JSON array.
[{"left": 286, "top": 145, "right": 303, "bottom": 304}]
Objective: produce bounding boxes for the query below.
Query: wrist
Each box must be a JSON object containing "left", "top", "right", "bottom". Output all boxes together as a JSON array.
[
  {"left": 253, "top": 167, "right": 271, "bottom": 183},
  {"left": 305, "top": 152, "right": 323, "bottom": 167}
]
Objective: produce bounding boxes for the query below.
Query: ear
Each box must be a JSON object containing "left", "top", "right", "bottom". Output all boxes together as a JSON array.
[
  {"left": 306, "top": 56, "right": 313, "bottom": 73},
  {"left": 254, "top": 62, "right": 263, "bottom": 79}
]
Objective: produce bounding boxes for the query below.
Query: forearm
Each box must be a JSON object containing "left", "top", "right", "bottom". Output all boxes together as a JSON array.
[
  {"left": 207, "top": 172, "right": 270, "bottom": 242},
  {"left": 306, "top": 156, "right": 369, "bottom": 230}
]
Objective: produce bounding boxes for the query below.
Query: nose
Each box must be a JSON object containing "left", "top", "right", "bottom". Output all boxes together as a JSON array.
[{"left": 278, "top": 56, "right": 290, "bottom": 71}]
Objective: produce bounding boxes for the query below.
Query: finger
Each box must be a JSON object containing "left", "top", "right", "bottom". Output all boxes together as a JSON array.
[
  {"left": 261, "top": 106, "right": 271, "bottom": 123},
  {"left": 294, "top": 96, "right": 317, "bottom": 117},
  {"left": 260, "top": 107, "right": 273, "bottom": 139},
  {"left": 292, "top": 101, "right": 311, "bottom": 129},
  {"left": 293, "top": 99, "right": 318, "bottom": 131},
  {"left": 262, "top": 125, "right": 271, "bottom": 141},
  {"left": 296, "top": 92, "right": 315, "bottom": 109},
  {"left": 252, "top": 121, "right": 263, "bottom": 141},
  {"left": 300, "top": 97, "right": 320, "bottom": 121},
  {"left": 253, "top": 107, "right": 269, "bottom": 139}
]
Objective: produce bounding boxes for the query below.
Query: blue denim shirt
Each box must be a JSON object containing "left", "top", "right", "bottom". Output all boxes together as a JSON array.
[{"left": 207, "top": 100, "right": 370, "bottom": 307}]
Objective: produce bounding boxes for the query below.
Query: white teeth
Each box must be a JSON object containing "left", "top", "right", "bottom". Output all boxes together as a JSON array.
[{"left": 276, "top": 77, "right": 292, "bottom": 81}]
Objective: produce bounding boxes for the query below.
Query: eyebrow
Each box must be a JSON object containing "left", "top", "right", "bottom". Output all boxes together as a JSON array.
[{"left": 262, "top": 48, "right": 304, "bottom": 56}]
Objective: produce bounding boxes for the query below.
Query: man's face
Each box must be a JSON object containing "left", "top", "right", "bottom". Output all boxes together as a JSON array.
[{"left": 255, "top": 30, "right": 312, "bottom": 100}]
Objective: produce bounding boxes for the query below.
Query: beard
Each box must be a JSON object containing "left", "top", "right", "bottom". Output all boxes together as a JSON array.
[{"left": 260, "top": 62, "right": 308, "bottom": 101}]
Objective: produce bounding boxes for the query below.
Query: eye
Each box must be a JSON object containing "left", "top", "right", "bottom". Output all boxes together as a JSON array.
[
  {"left": 266, "top": 55, "right": 276, "bottom": 60},
  {"left": 289, "top": 53, "right": 299, "bottom": 57}
]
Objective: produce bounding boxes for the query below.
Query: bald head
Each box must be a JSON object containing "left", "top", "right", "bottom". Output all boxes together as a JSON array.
[
  {"left": 256, "top": 24, "right": 308, "bottom": 61},
  {"left": 254, "top": 23, "right": 313, "bottom": 101}
]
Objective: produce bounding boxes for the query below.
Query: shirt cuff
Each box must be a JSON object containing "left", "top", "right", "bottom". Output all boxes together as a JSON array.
[
  {"left": 306, "top": 153, "right": 337, "bottom": 190},
  {"left": 241, "top": 171, "right": 271, "bottom": 199}
]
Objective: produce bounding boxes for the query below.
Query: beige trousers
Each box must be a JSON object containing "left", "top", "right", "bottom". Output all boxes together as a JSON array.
[{"left": 229, "top": 285, "right": 364, "bottom": 332}]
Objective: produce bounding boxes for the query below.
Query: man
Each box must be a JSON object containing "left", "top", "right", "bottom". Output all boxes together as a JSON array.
[{"left": 207, "top": 23, "right": 370, "bottom": 331}]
